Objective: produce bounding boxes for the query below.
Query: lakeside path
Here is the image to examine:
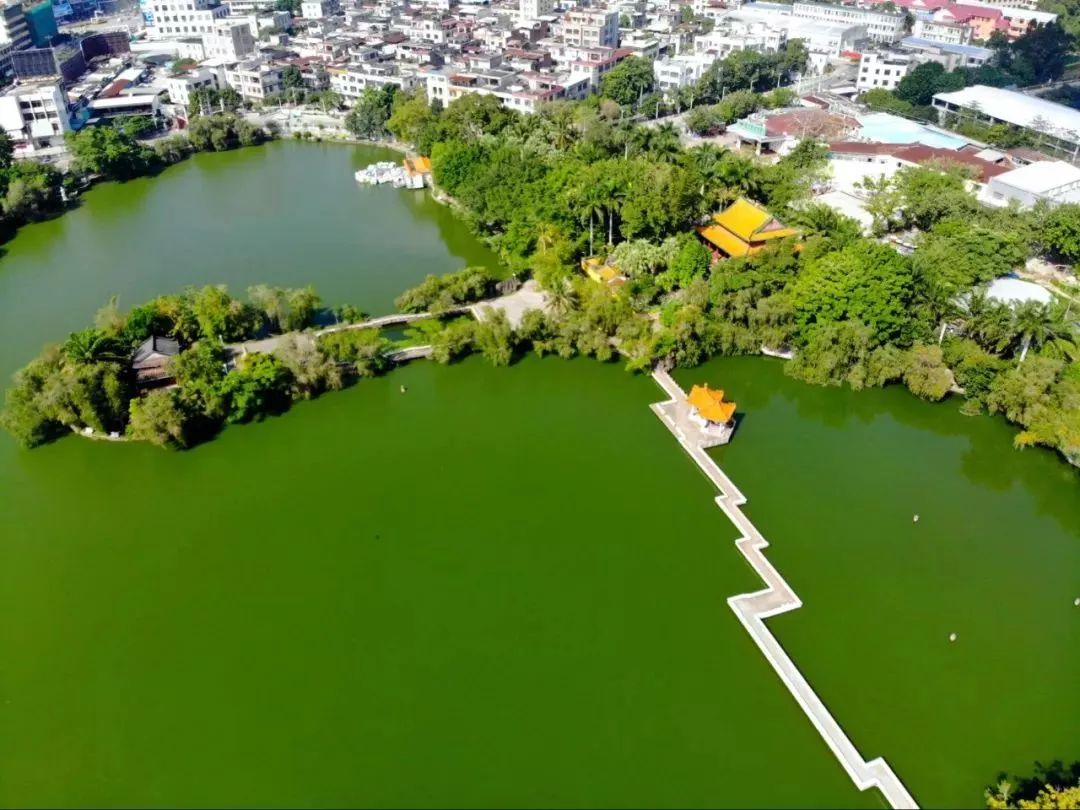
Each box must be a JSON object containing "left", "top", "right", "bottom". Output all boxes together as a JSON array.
[
  {"left": 649, "top": 368, "right": 920, "bottom": 810},
  {"left": 226, "top": 282, "right": 549, "bottom": 359}
]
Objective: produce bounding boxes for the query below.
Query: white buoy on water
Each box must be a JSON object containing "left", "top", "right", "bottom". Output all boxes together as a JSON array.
[
  {"left": 913, "top": 514, "right": 920, "bottom": 523},
  {"left": 1074, "top": 597, "right": 1079, "bottom": 607},
  {"left": 949, "top": 633, "right": 957, "bottom": 642}
]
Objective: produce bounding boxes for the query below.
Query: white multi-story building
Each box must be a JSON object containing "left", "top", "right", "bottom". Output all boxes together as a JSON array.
[
  {"left": 328, "top": 62, "right": 420, "bottom": 99},
  {"left": 0, "top": 1, "right": 30, "bottom": 50},
  {"left": 224, "top": 60, "right": 285, "bottom": 99},
  {"left": 301, "top": 0, "right": 338, "bottom": 18},
  {"left": 163, "top": 67, "right": 220, "bottom": 106},
  {"left": 425, "top": 67, "right": 588, "bottom": 113},
  {"left": 912, "top": 17, "right": 971, "bottom": 45},
  {"left": 695, "top": 22, "right": 786, "bottom": 58},
  {"left": 0, "top": 82, "right": 70, "bottom": 153},
  {"left": 792, "top": 1, "right": 905, "bottom": 42},
  {"left": 653, "top": 53, "right": 715, "bottom": 91},
  {"left": 221, "top": 0, "right": 278, "bottom": 13},
  {"left": 857, "top": 51, "right": 912, "bottom": 92},
  {"left": 787, "top": 19, "right": 867, "bottom": 72},
  {"left": 203, "top": 20, "right": 256, "bottom": 60},
  {"left": 519, "top": 0, "right": 553, "bottom": 22},
  {"left": 555, "top": 9, "right": 619, "bottom": 47},
  {"left": 146, "top": 0, "right": 229, "bottom": 38}
]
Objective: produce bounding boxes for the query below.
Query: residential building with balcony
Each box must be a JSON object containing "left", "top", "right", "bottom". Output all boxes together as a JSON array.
[
  {"left": 203, "top": 19, "right": 257, "bottom": 60},
  {"left": 224, "top": 59, "right": 285, "bottom": 99},
  {"left": 0, "top": 81, "right": 70, "bottom": 154},
  {"left": 856, "top": 50, "right": 912, "bottom": 92},
  {"left": 792, "top": 1, "right": 905, "bottom": 42},
  {"left": 554, "top": 9, "right": 619, "bottom": 47}
]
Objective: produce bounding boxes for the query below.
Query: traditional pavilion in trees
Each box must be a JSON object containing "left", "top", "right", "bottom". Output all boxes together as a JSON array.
[
  {"left": 697, "top": 197, "right": 799, "bottom": 260},
  {"left": 687, "top": 384, "right": 737, "bottom": 443}
]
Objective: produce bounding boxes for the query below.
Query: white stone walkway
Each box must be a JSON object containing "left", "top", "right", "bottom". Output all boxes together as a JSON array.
[{"left": 650, "top": 368, "right": 919, "bottom": 810}]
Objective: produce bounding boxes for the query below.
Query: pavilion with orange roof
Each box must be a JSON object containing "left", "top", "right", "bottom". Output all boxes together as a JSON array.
[
  {"left": 687, "top": 384, "right": 737, "bottom": 431},
  {"left": 697, "top": 197, "right": 799, "bottom": 259}
]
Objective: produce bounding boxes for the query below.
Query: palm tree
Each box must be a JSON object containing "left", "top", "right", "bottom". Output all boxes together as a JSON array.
[
  {"left": 1010, "top": 299, "right": 1078, "bottom": 362},
  {"left": 1011, "top": 300, "right": 1060, "bottom": 363},
  {"left": 546, "top": 278, "right": 579, "bottom": 317},
  {"left": 715, "top": 154, "right": 760, "bottom": 203},
  {"left": 625, "top": 125, "right": 652, "bottom": 160},
  {"left": 603, "top": 176, "right": 629, "bottom": 246},
  {"left": 958, "top": 289, "right": 1013, "bottom": 353},
  {"left": 649, "top": 123, "right": 681, "bottom": 163},
  {"left": 62, "top": 328, "right": 125, "bottom": 365},
  {"left": 536, "top": 222, "right": 560, "bottom": 256}
]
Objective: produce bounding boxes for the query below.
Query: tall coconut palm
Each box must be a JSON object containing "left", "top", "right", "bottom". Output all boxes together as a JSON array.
[
  {"left": 603, "top": 175, "right": 629, "bottom": 246},
  {"left": 625, "top": 125, "right": 652, "bottom": 160},
  {"left": 649, "top": 123, "right": 682, "bottom": 163},
  {"left": 536, "top": 222, "right": 560, "bottom": 256},
  {"left": 62, "top": 328, "right": 124, "bottom": 365},
  {"left": 715, "top": 154, "right": 760, "bottom": 203},
  {"left": 546, "top": 278, "right": 579, "bottom": 317},
  {"left": 1011, "top": 300, "right": 1062, "bottom": 363},
  {"left": 958, "top": 289, "right": 1013, "bottom": 354}
]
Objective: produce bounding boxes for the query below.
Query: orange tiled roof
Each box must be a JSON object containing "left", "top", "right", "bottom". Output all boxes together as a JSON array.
[
  {"left": 698, "top": 198, "right": 799, "bottom": 256},
  {"left": 687, "top": 384, "right": 736, "bottom": 424}
]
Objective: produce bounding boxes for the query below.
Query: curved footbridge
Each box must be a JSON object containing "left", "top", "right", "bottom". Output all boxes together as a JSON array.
[{"left": 650, "top": 368, "right": 919, "bottom": 810}]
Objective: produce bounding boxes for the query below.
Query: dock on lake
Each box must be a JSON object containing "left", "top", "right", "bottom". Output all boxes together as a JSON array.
[{"left": 650, "top": 368, "right": 919, "bottom": 810}]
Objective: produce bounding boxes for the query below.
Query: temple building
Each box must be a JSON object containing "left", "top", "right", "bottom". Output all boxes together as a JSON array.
[
  {"left": 580, "top": 256, "right": 627, "bottom": 289},
  {"left": 697, "top": 198, "right": 800, "bottom": 259},
  {"left": 687, "top": 384, "right": 737, "bottom": 443},
  {"left": 132, "top": 335, "right": 180, "bottom": 388}
]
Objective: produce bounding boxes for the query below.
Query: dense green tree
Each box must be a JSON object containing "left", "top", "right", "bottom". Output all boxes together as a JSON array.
[
  {"left": 316, "top": 328, "right": 391, "bottom": 376},
  {"left": 276, "top": 335, "right": 343, "bottom": 396},
  {"left": 660, "top": 237, "right": 711, "bottom": 290},
  {"left": 128, "top": 389, "right": 192, "bottom": 448},
  {"left": 66, "top": 126, "right": 157, "bottom": 180},
  {"left": 600, "top": 56, "right": 655, "bottom": 106},
  {"left": 0, "top": 130, "right": 13, "bottom": 170},
  {"left": 345, "top": 86, "right": 398, "bottom": 139},
  {"left": 386, "top": 90, "right": 437, "bottom": 144},
  {"left": 394, "top": 267, "right": 496, "bottom": 313},
  {"left": 473, "top": 309, "right": 516, "bottom": 366},
  {"left": 220, "top": 352, "right": 292, "bottom": 422},
  {"left": 903, "top": 344, "right": 953, "bottom": 400},
  {"left": 430, "top": 318, "right": 476, "bottom": 364},
  {"left": 913, "top": 221, "right": 1028, "bottom": 315},
  {"left": 791, "top": 240, "right": 917, "bottom": 346},
  {"left": 1038, "top": 203, "right": 1080, "bottom": 264},
  {"left": 786, "top": 320, "right": 875, "bottom": 388}
]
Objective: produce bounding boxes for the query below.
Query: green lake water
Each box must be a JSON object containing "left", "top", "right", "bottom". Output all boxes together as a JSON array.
[{"left": 0, "top": 141, "right": 1076, "bottom": 807}]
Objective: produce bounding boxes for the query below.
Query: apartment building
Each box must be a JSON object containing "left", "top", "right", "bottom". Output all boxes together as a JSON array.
[
  {"left": 0, "top": 81, "right": 69, "bottom": 152},
  {"left": 163, "top": 66, "right": 219, "bottom": 105},
  {"left": 695, "top": 22, "right": 785, "bottom": 58},
  {"left": 653, "top": 52, "right": 714, "bottom": 91},
  {"left": 792, "top": 1, "right": 906, "bottom": 42},
  {"left": 555, "top": 9, "right": 619, "bottom": 48},
  {"left": 142, "top": 0, "right": 229, "bottom": 38},
  {"left": 857, "top": 51, "right": 912, "bottom": 92},
  {"left": 519, "top": 0, "right": 553, "bottom": 22},
  {"left": 203, "top": 19, "right": 256, "bottom": 60},
  {"left": 911, "top": 17, "right": 971, "bottom": 44},
  {"left": 224, "top": 59, "right": 285, "bottom": 99},
  {"left": 328, "top": 61, "right": 419, "bottom": 99},
  {"left": 301, "top": 0, "right": 338, "bottom": 18},
  {"left": 0, "top": 1, "right": 31, "bottom": 51}
]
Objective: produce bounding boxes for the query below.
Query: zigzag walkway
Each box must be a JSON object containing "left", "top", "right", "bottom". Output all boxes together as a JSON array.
[{"left": 650, "top": 368, "right": 919, "bottom": 810}]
